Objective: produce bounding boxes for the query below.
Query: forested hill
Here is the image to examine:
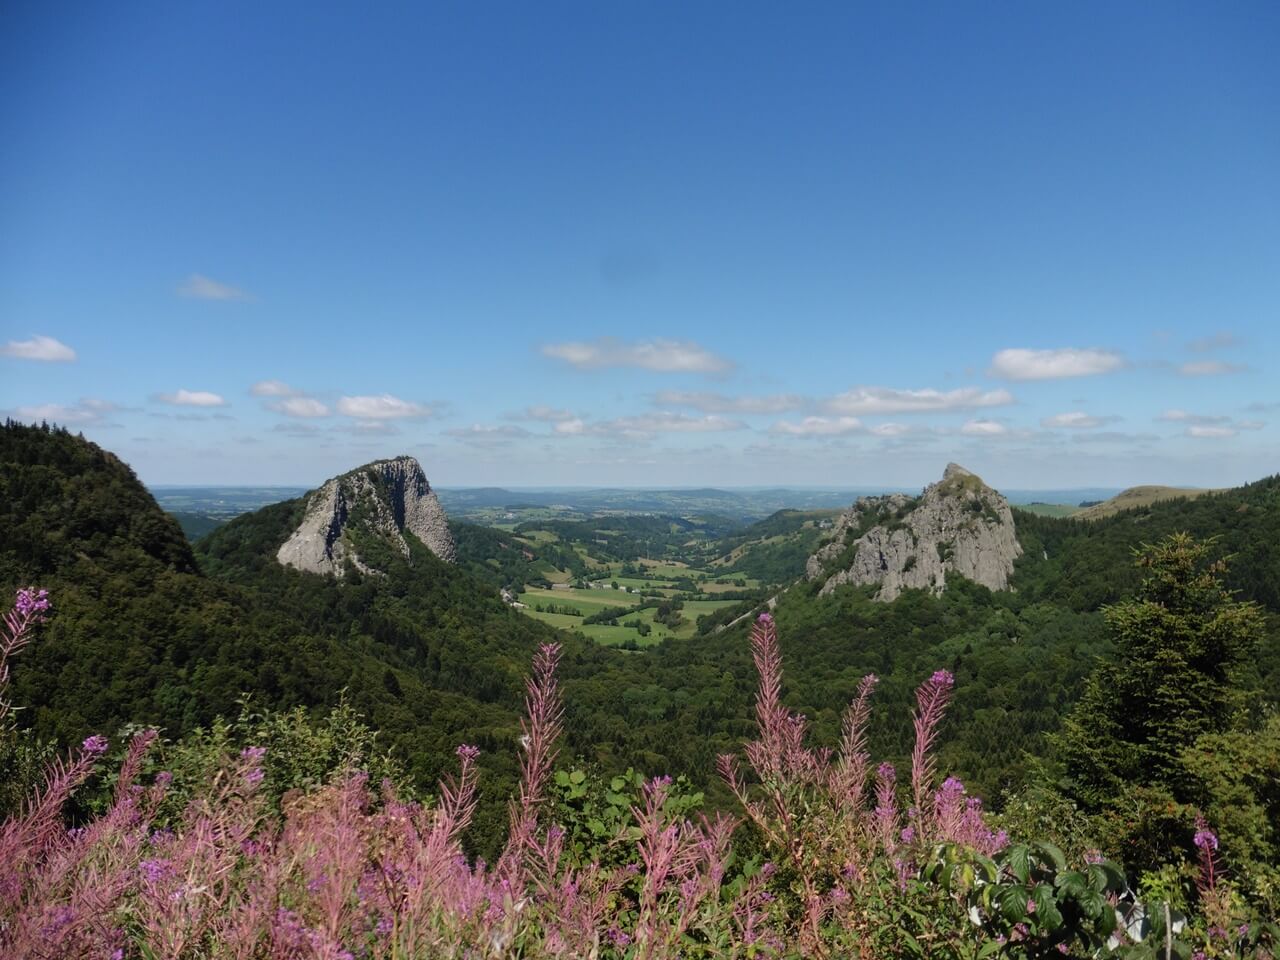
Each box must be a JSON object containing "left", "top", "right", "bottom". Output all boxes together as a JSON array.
[
  {"left": 0, "top": 422, "right": 568, "bottom": 838},
  {"left": 1011, "top": 473, "right": 1280, "bottom": 611}
]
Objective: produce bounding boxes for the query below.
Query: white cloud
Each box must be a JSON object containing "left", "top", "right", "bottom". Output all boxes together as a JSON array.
[
  {"left": 337, "top": 394, "right": 432, "bottom": 419},
  {"left": 653, "top": 390, "right": 805, "bottom": 414},
  {"left": 869, "top": 422, "right": 912, "bottom": 437},
  {"left": 555, "top": 412, "right": 747, "bottom": 437},
  {"left": 13, "top": 398, "right": 114, "bottom": 424},
  {"left": 1158, "top": 409, "right": 1230, "bottom": 426},
  {"left": 599, "top": 413, "right": 746, "bottom": 434},
  {"left": 157, "top": 389, "right": 227, "bottom": 407},
  {"left": 1, "top": 335, "right": 77, "bottom": 362},
  {"left": 1041, "top": 411, "right": 1119, "bottom": 429},
  {"left": 989, "top": 347, "right": 1124, "bottom": 380},
  {"left": 336, "top": 420, "right": 401, "bottom": 436},
  {"left": 541, "top": 337, "right": 732, "bottom": 374},
  {"left": 269, "top": 396, "right": 330, "bottom": 418},
  {"left": 178, "top": 274, "right": 251, "bottom": 301},
  {"left": 771, "top": 416, "right": 864, "bottom": 436},
  {"left": 1071, "top": 431, "right": 1159, "bottom": 445},
  {"left": 1187, "top": 425, "right": 1237, "bottom": 439},
  {"left": 250, "top": 380, "right": 299, "bottom": 397},
  {"left": 824, "top": 386, "right": 1013, "bottom": 415},
  {"left": 1238, "top": 420, "right": 1266, "bottom": 431},
  {"left": 1178, "top": 360, "right": 1247, "bottom": 377},
  {"left": 961, "top": 419, "right": 1009, "bottom": 436},
  {"left": 514, "top": 405, "right": 578, "bottom": 422}
]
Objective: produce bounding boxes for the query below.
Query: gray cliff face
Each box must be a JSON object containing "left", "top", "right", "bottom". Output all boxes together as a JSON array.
[
  {"left": 805, "top": 463, "right": 1021, "bottom": 602},
  {"left": 277, "top": 456, "right": 456, "bottom": 577}
]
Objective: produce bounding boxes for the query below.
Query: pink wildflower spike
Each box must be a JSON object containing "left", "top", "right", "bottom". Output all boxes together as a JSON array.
[
  {"left": 82, "top": 735, "right": 109, "bottom": 756},
  {"left": 2, "top": 589, "right": 53, "bottom": 725},
  {"left": 1194, "top": 813, "right": 1220, "bottom": 894},
  {"left": 498, "top": 641, "right": 564, "bottom": 887},
  {"left": 910, "top": 669, "right": 955, "bottom": 814}
]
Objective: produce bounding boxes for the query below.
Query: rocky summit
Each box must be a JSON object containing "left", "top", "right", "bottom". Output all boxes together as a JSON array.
[
  {"left": 805, "top": 463, "right": 1022, "bottom": 602},
  {"left": 277, "top": 456, "right": 456, "bottom": 577}
]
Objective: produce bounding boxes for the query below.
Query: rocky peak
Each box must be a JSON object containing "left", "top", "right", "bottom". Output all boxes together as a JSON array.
[
  {"left": 277, "top": 456, "right": 456, "bottom": 577},
  {"left": 805, "top": 463, "right": 1021, "bottom": 602}
]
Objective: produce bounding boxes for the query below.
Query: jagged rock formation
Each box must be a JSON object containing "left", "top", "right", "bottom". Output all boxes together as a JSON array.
[
  {"left": 277, "top": 456, "right": 456, "bottom": 577},
  {"left": 805, "top": 463, "right": 1021, "bottom": 602}
]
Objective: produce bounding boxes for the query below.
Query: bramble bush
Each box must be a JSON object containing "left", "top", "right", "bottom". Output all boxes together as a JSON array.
[{"left": 0, "top": 589, "right": 1274, "bottom": 958}]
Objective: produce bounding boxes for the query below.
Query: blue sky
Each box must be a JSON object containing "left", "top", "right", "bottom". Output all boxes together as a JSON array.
[{"left": 2, "top": 2, "right": 1277, "bottom": 489}]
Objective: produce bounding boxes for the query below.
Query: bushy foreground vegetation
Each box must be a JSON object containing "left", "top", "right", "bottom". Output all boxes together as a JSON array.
[{"left": 2, "top": 590, "right": 1275, "bottom": 958}]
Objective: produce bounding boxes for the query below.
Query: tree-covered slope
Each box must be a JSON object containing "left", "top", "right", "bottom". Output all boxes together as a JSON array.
[
  {"left": 0, "top": 423, "right": 558, "bottom": 838},
  {"left": 1012, "top": 473, "right": 1280, "bottom": 611}
]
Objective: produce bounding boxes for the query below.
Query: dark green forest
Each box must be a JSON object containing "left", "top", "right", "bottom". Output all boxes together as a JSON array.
[{"left": 3, "top": 420, "right": 1278, "bottom": 854}]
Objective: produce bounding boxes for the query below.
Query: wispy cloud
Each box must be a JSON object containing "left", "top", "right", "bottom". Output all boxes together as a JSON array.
[
  {"left": 1187, "top": 425, "right": 1237, "bottom": 439},
  {"left": 989, "top": 347, "right": 1124, "bottom": 380},
  {"left": 156, "top": 389, "right": 227, "bottom": 407},
  {"left": 771, "top": 416, "right": 863, "bottom": 436},
  {"left": 557, "top": 412, "right": 747, "bottom": 438},
  {"left": 541, "top": 337, "right": 732, "bottom": 374},
  {"left": 1071, "top": 431, "right": 1159, "bottom": 445},
  {"left": 269, "top": 396, "right": 330, "bottom": 418},
  {"left": 446, "top": 424, "right": 533, "bottom": 445},
  {"left": 510, "top": 405, "right": 579, "bottom": 422},
  {"left": 604, "top": 412, "right": 746, "bottom": 434},
  {"left": 272, "top": 422, "right": 322, "bottom": 437},
  {"left": 335, "top": 420, "right": 401, "bottom": 436},
  {"left": 250, "top": 380, "right": 298, "bottom": 397},
  {"left": 1041, "top": 411, "right": 1120, "bottom": 429},
  {"left": 178, "top": 274, "right": 252, "bottom": 301},
  {"left": 653, "top": 390, "right": 804, "bottom": 414},
  {"left": 1177, "top": 360, "right": 1247, "bottom": 377},
  {"left": 1188, "top": 332, "right": 1239, "bottom": 353},
  {"left": 1157, "top": 409, "right": 1231, "bottom": 426},
  {"left": 337, "top": 394, "right": 432, "bottom": 419},
  {"left": 12, "top": 398, "right": 116, "bottom": 424},
  {"left": 823, "top": 386, "right": 1012, "bottom": 415},
  {"left": 960, "top": 419, "right": 1009, "bottom": 436},
  {"left": 1, "top": 335, "right": 77, "bottom": 362},
  {"left": 1159, "top": 408, "right": 1263, "bottom": 439}
]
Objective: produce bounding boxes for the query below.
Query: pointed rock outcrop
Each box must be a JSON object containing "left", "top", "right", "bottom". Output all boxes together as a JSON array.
[
  {"left": 277, "top": 456, "right": 456, "bottom": 577},
  {"left": 805, "top": 463, "right": 1021, "bottom": 601}
]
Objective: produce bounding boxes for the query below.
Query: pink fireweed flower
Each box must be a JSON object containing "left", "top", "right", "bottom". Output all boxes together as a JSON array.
[
  {"left": 910, "top": 669, "right": 956, "bottom": 814},
  {"left": 1193, "top": 826, "right": 1219, "bottom": 851},
  {"left": 82, "top": 734, "right": 109, "bottom": 756},
  {"left": 456, "top": 744, "right": 480, "bottom": 762},
  {"left": 240, "top": 745, "right": 267, "bottom": 762},
  {"left": 757, "top": 612, "right": 773, "bottom": 624},
  {"left": 14, "top": 587, "right": 50, "bottom": 618}
]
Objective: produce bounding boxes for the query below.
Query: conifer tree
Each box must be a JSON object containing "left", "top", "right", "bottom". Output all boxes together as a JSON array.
[
  {"left": 1058, "top": 533, "right": 1262, "bottom": 805},
  {"left": 1054, "top": 534, "right": 1265, "bottom": 876}
]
